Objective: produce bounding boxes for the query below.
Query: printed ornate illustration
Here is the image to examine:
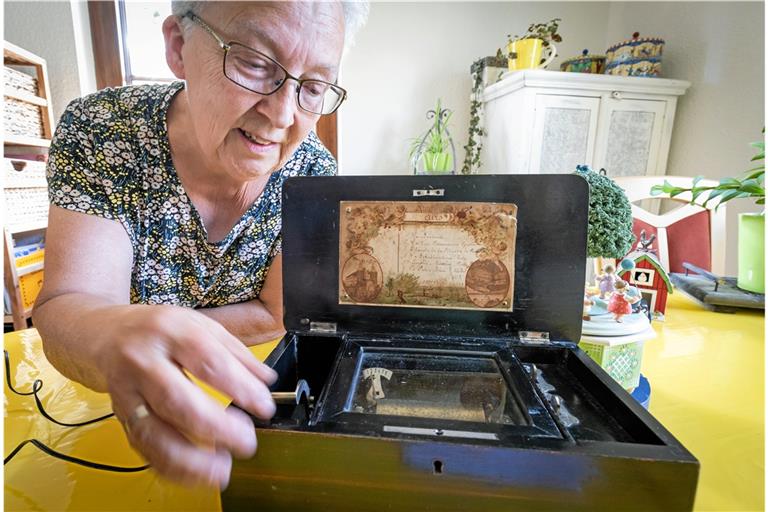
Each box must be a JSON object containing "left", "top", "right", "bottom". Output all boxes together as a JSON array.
[
  {"left": 339, "top": 201, "right": 517, "bottom": 311},
  {"left": 341, "top": 253, "right": 384, "bottom": 303},
  {"left": 465, "top": 253, "right": 510, "bottom": 308}
]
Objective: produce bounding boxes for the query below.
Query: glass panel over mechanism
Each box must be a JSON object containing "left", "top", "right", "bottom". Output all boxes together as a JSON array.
[{"left": 348, "top": 352, "right": 529, "bottom": 425}]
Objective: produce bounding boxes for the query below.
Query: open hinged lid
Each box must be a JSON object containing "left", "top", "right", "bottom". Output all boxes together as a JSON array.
[{"left": 282, "top": 175, "right": 588, "bottom": 343}]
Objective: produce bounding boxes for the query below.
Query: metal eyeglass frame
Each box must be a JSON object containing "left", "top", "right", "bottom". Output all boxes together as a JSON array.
[{"left": 183, "top": 12, "right": 348, "bottom": 116}]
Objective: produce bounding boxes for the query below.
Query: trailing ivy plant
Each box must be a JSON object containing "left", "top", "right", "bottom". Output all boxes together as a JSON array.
[
  {"left": 462, "top": 19, "right": 563, "bottom": 174},
  {"left": 508, "top": 17, "right": 563, "bottom": 65},
  {"left": 461, "top": 59, "right": 487, "bottom": 175},
  {"left": 461, "top": 51, "right": 506, "bottom": 175}
]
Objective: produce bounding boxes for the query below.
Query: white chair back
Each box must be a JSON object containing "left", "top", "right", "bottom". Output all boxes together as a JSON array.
[{"left": 613, "top": 176, "right": 726, "bottom": 275}]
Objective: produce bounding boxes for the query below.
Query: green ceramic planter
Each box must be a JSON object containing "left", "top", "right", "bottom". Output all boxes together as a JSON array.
[
  {"left": 737, "top": 213, "right": 765, "bottom": 293},
  {"left": 423, "top": 151, "right": 452, "bottom": 174},
  {"left": 580, "top": 338, "right": 645, "bottom": 390}
]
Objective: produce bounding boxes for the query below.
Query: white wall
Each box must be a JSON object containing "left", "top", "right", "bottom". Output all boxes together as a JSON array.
[
  {"left": 70, "top": 0, "right": 98, "bottom": 97},
  {"left": 340, "top": 2, "right": 611, "bottom": 175},
  {"left": 605, "top": 1, "right": 764, "bottom": 275},
  {"left": 4, "top": 1, "right": 762, "bottom": 274},
  {"left": 5, "top": 1, "right": 97, "bottom": 121},
  {"left": 341, "top": 1, "right": 764, "bottom": 274}
]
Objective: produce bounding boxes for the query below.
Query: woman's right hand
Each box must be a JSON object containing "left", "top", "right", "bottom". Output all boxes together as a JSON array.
[{"left": 96, "top": 304, "right": 278, "bottom": 488}]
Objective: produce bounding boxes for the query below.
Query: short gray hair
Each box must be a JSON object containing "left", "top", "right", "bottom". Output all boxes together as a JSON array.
[{"left": 171, "top": 1, "right": 369, "bottom": 54}]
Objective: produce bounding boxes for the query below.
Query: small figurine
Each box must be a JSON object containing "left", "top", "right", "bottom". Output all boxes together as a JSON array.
[
  {"left": 637, "top": 229, "right": 657, "bottom": 255},
  {"left": 608, "top": 280, "right": 640, "bottom": 322},
  {"left": 597, "top": 263, "right": 617, "bottom": 299},
  {"left": 583, "top": 289, "right": 597, "bottom": 321}
]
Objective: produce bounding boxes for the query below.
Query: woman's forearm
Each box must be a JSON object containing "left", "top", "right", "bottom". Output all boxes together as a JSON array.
[
  {"left": 32, "top": 293, "right": 131, "bottom": 392},
  {"left": 197, "top": 299, "right": 285, "bottom": 346},
  {"left": 33, "top": 288, "right": 280, "bottom": 488}
]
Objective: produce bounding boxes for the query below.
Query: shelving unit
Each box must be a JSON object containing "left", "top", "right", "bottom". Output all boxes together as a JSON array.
[{"left": 3, "top": 41, "right": 54, "bottom": 330}]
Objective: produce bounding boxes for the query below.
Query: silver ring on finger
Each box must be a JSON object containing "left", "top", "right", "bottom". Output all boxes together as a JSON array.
[{"left": 124, "top": 403, "right": 150, "bottom": 435}]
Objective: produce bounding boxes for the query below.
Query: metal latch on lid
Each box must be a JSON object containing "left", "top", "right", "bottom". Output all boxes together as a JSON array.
[{"left": 413, "top": 188, "right": 445, "bottom": 197}]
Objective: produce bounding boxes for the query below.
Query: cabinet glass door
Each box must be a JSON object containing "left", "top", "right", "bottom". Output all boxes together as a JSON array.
[
  {"left": 594, "top": 98, "right": 666, "bottom": 177},
  {"left": 529, "top": 95, "right": 600, "bottom": 174}
]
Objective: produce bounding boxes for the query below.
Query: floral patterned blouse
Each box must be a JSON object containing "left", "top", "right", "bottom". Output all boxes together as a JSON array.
[{"left": 47, "top": 81, "right": 336, "bottom": 308}]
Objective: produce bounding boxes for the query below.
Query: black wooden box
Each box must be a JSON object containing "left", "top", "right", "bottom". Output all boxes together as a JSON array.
[{"left": 221, "top": 175, "right": 698, "bottom": 511}]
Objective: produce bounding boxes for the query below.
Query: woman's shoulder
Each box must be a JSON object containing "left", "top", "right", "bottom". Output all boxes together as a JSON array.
[
  {"left": 48, "top": 83, "right": 184, "bottom": 216},
  {"left": 60, "top": 82, "right": 183, "bottom": 130},
  {"left": 282, "top": 131, "right": 337, "bottom": 177}
]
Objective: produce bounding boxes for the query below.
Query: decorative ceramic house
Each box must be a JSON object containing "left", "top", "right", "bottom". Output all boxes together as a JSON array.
[{"left": 619, "top": 250, "right": 673, "bottom": 320}]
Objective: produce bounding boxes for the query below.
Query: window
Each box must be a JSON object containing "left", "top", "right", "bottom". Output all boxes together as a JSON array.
[{"left": 118, "top": 0, "right": 175, "bottom": 84}]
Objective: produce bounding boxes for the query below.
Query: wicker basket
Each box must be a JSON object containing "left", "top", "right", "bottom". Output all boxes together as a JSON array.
[
  {"left": 3, "top": 187, "right": 49, "bottom": 227},
  {"left": 4, "top": 65, "right": 38, "bottom": 95},
  {"left": 4, "top": 97, "right": 44, "bottom": 138},
  {"left": 4, "top": 159, "right": 47, "bottom": 187}
]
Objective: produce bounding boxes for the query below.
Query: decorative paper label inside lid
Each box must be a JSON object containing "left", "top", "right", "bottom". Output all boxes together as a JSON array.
[{"left": 339, "top": 201, "right": 518, "bottom": 311}]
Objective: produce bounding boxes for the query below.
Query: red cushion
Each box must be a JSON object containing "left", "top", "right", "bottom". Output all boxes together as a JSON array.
[{"left": 666, "top": 210, "right": 711, "bottom": 273}]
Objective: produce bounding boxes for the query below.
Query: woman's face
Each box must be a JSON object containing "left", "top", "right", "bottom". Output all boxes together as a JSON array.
[{"left": 172, "top": 2, "right": 344, "bottom": 181}]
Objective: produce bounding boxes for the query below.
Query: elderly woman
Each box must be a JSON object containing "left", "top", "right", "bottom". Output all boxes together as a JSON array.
[{"left": 33, "top": 1, "right": 367, "bottom": 488}]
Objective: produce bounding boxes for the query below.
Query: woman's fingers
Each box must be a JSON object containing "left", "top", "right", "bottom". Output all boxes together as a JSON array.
[
  {"left": 102, "top": 305, "right": 280, "bottom": 485},
  {"left": 111, "top": 389, "right": 234, "bottom": 488},
  {"left": 123, "top": 358, "right": 259, "bottom": 458},
  {"left": 168, "top": 318, "right": 277, "bottom": 420},
  {"left": 190, "top": 311, "right": 279, "bottom": 385}
]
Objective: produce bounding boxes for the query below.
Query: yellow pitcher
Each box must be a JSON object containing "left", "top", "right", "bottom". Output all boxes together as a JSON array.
[{"left": 507, "top": 38, "right": 557, "bottom": 71}]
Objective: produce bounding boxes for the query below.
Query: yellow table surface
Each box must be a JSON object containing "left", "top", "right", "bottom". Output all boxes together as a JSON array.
[{"left": 3, "top": 294, "right": 764, "bottom": 511}]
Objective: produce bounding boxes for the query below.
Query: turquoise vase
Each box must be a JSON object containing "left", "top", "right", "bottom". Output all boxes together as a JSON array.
[{"left": 737, "top": 213, "right": 765, "bottom": 293}]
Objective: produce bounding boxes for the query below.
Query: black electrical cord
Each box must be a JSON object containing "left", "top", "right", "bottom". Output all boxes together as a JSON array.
[
  {"left": 4, "top": 439, "right": 149, "bottom": 472},
  {"left": 4, "top": 349, "right": 150, "bottom": 473},
  {"left": 4, "top": 349, "right": 114, "bottom": 426}
]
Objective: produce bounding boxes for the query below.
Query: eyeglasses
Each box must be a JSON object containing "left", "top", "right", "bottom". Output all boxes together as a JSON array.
[{"left": 184, "top": 12, "right": 347, "bottom": 116}]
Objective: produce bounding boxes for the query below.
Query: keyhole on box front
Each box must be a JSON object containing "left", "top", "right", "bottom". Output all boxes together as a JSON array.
[{"left": 433, "top": 460, "right": 444, "bottom": 474}]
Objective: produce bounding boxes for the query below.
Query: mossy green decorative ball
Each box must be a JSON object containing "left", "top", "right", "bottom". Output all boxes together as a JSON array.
[{"left": 574, "top": 165, "right": 635, "bottom": 258}]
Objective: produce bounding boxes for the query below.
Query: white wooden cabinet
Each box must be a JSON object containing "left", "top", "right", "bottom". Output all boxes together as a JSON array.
[{"left": 480, "top": 70, "right": 690, "bottom": 177}]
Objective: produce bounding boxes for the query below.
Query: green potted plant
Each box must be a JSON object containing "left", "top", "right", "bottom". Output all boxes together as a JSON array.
[
  {"left": 410, "top": 98, "right": 455, "bottom": 174},
  {"left": 650, "top": 134, "right": 764, "bottom": 293},
  {"left": 506, "top": 17, "right": 562, "bottom": 71},
  {"left": 462, "top": 19, "right": 563, "bottom": 174}
]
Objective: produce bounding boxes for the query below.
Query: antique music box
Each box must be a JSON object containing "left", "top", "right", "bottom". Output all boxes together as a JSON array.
[{"left": 222, "top": 175, "right": 698, "bottom": 511}]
